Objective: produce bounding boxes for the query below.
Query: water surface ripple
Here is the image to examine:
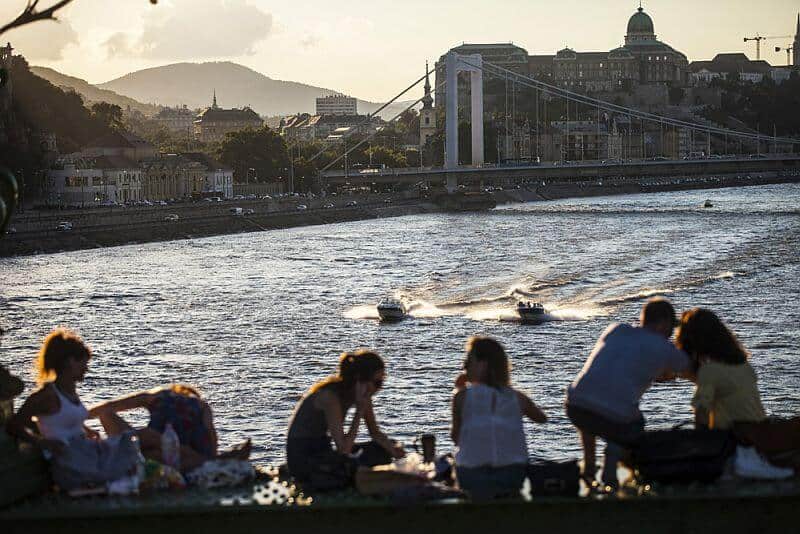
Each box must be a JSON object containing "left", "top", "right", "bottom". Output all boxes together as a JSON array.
[{"left": 2, "top": 184, "right": 799, "bottom": 463}]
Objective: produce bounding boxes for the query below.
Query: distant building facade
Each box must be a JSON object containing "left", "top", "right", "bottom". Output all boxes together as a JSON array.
[
  {"left": 193, "top": 92, "right": 263, "bottom": 144},
  {"left": 153, "top": 105, "right": 196, "bottom": 134},
  {"left": 688, "top": 53, "right": 787, "bottom": 85},
  {"left": 280, "top": 113, "right": 383, "bottom": 142},
  {"left": 435, "top": 5, "right": 689, "bottom": 107},
  {"left": 182, "top": 152, "right": 234, "bottom": 199},
  {"left": 315, "top": 95, "right": 358, "bottom": 116}
]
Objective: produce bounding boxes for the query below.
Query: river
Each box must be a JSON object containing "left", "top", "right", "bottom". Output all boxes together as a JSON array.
[{"left": 2, "top": 183, "right": 799, "bottom": 464}]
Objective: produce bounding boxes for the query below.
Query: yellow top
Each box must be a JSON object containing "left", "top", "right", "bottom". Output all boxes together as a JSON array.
[{"left": 691, "top": 361, "right": 766, "bottom": 430}]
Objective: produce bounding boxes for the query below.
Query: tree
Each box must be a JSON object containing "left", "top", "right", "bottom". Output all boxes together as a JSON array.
[
  {"left": 91, "top": 102, "right": 123, "bottom": 130},
  {"left": 217, "top": 126, "right": 289, "bottom": 183},
  {"left": 1, "top": 1, "right": 157, "bottom": 39}
]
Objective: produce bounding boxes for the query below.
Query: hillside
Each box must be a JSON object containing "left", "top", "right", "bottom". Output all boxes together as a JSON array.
[
  {"left": 98, "top": 61, "right": 415, "bottom": 119},
  {"left": 30, "top": 66, "right": 159, "bottom": 116}
]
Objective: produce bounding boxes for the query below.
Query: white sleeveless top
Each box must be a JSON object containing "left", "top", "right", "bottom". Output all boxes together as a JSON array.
[
  {"left": 36, "top": 384, "right": 89, "bottom": 444},
  {"left": 455, "top": 384, "right": 528, "bottom": 468}
]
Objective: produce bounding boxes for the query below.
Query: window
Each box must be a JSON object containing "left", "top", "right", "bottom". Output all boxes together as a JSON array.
[{"left": 425, "top": 117, "right": 430, "bottom": 125}]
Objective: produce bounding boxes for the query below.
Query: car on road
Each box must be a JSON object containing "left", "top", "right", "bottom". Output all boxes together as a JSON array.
[
  {"left": 296, "top": 204, "right": 308, "bottom": 211},
  {"left": 346, "top": 200, "right": 358, "bottom": 207},
  {"left": 229, "top": 207, "right": 243, "bottom": 216},
  {"left": 56, "top": 221, "right": 73, "bottom": 231},
  {"left": 164, "top": 214, "right": 180, "bottom": 222},
  {"left": 323, "top": 203, "right": 335, "bottom": 209},
  {"left": 244, "top": 208, "right": 255, "bottom": 215}
]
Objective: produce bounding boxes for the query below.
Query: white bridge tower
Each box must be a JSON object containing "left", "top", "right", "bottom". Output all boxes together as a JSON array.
[{"left": 445, "top": 53, "right": 484, "bottom": 191}]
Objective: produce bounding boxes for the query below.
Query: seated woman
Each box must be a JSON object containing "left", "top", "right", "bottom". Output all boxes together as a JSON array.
[
  {"left": 675, "top": 308, "right": 766, "bottom": 430},
  {"left": 6, "top": 329, "right": 140, "bottom": 490},
  {"left": 88, "top": 384, "right": 251, "bottom": 472},
  {"left": 451, "top": 336, "right": 547, "bottom": 500},
  {"left": 286, "top": 350, "right": 404, "bottom": 490}
]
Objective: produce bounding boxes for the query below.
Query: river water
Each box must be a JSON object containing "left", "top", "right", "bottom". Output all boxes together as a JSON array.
[{"left": 2, "top": 183, "right": 799, "bottom": 464}]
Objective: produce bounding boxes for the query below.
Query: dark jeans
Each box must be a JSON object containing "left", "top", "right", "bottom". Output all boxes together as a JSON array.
[
  {"left": 456, "top": 464, "right": 527, "bottom": 501},
  {"left": 286, "top": 438, "right": 392, "bottom": 491},
  {"left": 566, "top": 403, "right": 645, "bottom": 486}
]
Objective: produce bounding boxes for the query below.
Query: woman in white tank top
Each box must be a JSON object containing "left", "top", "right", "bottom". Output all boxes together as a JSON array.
[
  {"left": 451, "top": 336, "right": 547, "bottom": 500},
  {"left": 8, "top": 329, "right": 141, "bottom": 490}
]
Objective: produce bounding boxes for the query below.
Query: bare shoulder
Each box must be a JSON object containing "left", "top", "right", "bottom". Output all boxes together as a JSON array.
[{"left": 23, "top": 383, "right": 59, "bottom": 414}]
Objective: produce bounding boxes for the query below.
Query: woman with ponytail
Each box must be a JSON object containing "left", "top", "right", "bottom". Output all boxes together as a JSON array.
[
  {"left": 286, "top": 349, "right": 404, "bottom": 489},
  {"left": 7, "top": 329, "right": 141, "bottom": 490}
]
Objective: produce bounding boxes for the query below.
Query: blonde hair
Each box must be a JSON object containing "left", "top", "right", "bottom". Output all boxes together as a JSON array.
[{"left": 35, "top": 328, "right": 91, "bottom": 384}]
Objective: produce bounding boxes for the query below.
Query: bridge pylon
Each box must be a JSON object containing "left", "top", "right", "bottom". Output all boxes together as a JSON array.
[{"left": 445, "top": 52, "right": 484, "bottom": 186}]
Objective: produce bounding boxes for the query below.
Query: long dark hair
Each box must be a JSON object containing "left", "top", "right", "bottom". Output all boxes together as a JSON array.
[
  {"left": 309, "top": 350, "right": 384, "bottom": 399},
  {"left": 465, "top": 336, "right": 510, "bottom": 389},
  {"left": 675, "top": 308, "right": 748, "bottom": 366}
]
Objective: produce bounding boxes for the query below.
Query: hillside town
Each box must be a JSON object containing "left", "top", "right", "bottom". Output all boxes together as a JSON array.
[{"left": 0, "top": 7, "right": 798, "bottom": 209}]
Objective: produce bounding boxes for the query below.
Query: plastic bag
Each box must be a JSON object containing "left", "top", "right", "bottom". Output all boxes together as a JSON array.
[{"left": 186, "top": 459, "right": 255, "bottom": 489}]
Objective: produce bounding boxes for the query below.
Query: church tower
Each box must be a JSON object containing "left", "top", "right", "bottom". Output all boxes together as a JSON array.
[
  {"left": 419, "top": 62, "right": 437, "bottom": 155},
  {"left": 794, "top": 13, "right": 799, "bottom": 66}
]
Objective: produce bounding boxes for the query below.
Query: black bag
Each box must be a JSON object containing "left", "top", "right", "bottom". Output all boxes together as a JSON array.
[
  {"left": 629, "top": 424, "right": 736, "bottom": 484},
  {"left": 526, "top": 460, "right": 580, "bottom": 497}
]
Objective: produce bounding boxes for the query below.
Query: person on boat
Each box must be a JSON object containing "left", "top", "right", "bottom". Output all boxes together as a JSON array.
[
  {"left": 6, "top": 329, "right": 141, "bottom": 490},
  {"left": 565, "top": 298, "right": 691, "bottom": 488},
  {"left": 286, "top": 349, "right": 404, "bottom": 490},
  {"left": 451, "top": 336, "right": 547, "bottom": 500},
  {"left": 87, "top": 384, "right": 251, "bottom": 472},
  {"left": 675, "top": 308, "right": 766, "bottom": 430}
]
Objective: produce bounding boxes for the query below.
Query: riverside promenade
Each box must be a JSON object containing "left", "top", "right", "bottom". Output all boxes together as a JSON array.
[{"left": 2, "top": 171, "right": 798, "bottom": 258}]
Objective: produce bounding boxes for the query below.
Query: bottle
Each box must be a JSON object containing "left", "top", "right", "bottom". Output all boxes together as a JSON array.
[{"left": 161, "top": 423, "right": 181, "bottom": 471}]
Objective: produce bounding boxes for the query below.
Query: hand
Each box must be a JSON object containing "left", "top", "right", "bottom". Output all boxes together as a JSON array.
[
  {"left": 39, "top": 439, "right": 66, "bottom": 456},
  {"left": 390, "top": 442, "right": 406, "bottom": 459},
  {"left": 454, "top": 372, "right": 468, "bottom": 391},
  {"left": 84, "top": 426, "right": 101, "bottom": 441}
]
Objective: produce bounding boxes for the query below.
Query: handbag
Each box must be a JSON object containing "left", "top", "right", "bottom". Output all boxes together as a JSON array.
[
  {"left": 629, "top": 423, "right": 736, "bottom": 484},
  {"left": 526, "top": 460, "right": 580, "bottom": 497}
]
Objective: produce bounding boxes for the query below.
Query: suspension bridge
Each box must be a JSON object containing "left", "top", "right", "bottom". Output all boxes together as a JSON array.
[{"left": 314, "top": 51, "right": 800, "bottom": 191}]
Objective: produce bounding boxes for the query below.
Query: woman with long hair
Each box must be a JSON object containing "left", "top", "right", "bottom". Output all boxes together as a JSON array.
[
  {"left": 286, "top": 349, "right": 404, "bottom": 489},
  {"left": 451, "top": 336, "right": 547, "bottom": 500},
  {"left": 676, "top": 308, "right": 766, "bottom": 429},
  {"left": 7, "top": 329, "right": 140, "bottom": 490},
  {"left": 88, "top": 383, "right": 251, "bottom": 471}
]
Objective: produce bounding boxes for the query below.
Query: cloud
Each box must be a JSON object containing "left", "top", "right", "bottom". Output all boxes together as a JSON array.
[
  {"left": 105, "top": 0, "right": 272, "bottom": 60},
  {"left": 0, "top": 3, "right": 78, "bottom": 60}
]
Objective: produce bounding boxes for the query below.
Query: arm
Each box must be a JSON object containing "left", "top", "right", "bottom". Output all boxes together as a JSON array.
[
  {"left": 317, "top": 390, "right": 361, "bottom": 454},
  {"left": 362, "top": 398, "right": 404, "bottom": 458},
  {"left": 694, "top": 406, "right": 710, "bottom": 429},
  {"left": 516, "top": 390, "right": 547, "bottom": 424},
  {"left": 201, "top": 402, "right": 218, "bottom": 455},
  {"left": 6, "top": 387, "right": 65, "bottom": 455},
  {"left": 450, "top": 389, "right": 465, "bottom": 445},
  {"left": 87, "top": 391, "right": 154, "bottom": 418}
]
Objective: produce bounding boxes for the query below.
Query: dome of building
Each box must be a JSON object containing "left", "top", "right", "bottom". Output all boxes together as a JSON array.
[{"left": 627, "top": 7, "right": 654, "bottom": 35}]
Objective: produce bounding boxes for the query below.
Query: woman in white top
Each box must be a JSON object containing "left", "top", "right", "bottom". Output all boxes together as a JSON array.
[
  {"left": 451, "top": 336, "right": 547, "bottom": 500},
  {"left": 7, "top": 329, "right": 140, "bottom": 490}
]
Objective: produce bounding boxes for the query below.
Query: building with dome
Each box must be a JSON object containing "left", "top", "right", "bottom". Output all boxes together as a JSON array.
[{"left": 435, "top": 4, "right": 688, "bottom": 104}]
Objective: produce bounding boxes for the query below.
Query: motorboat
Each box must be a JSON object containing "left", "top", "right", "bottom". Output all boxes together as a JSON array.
[
  {"left": 702, "top": 199, "right": 713, "bottom": 208},
  {"left": 517, "top": 301, "right": 546, "bottom": 324},
  {"left": 377, "top": 299, "right": 406, "bottom": 321}
]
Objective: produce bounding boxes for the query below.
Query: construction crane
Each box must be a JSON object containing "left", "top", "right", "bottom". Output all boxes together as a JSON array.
[
  {"left": 775, "top": 45, "right": 795, "bottom": 66},
  {"left": 743, "top": 34, "right": 792, "bottom": 60}
]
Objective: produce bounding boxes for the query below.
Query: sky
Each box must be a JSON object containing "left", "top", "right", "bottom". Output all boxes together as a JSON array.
[{"left": 1, "top": 0, "right": 798, "bottom": 102}]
